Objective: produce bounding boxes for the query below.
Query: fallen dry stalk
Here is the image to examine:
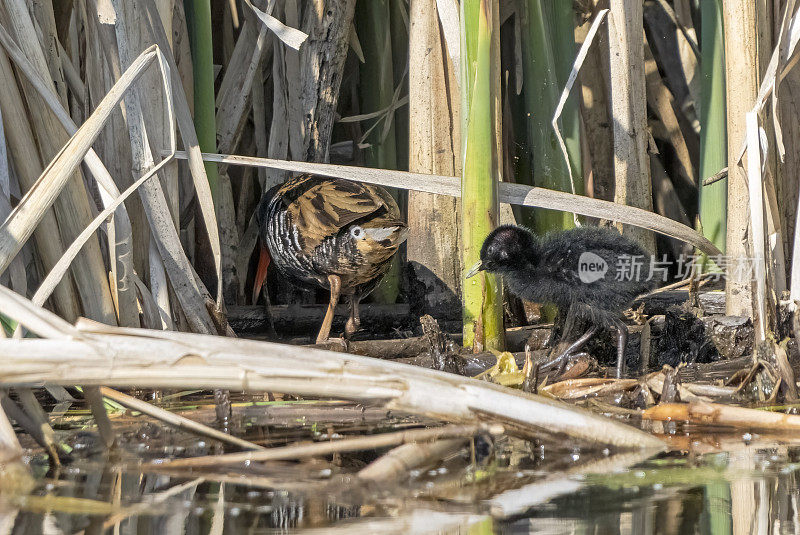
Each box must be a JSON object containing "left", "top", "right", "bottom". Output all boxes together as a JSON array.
[
  {"left": 642, "top": 401, "right": 800, "bottom": 430},
  {"left": 541, "top": 378, "right": 639, "bottom": 400},
  {"left": 0, "top": 287, "right": 665, "bottom": 450},
  {"left": 157, "top": 424, "right": 495, "bottom": 468}
]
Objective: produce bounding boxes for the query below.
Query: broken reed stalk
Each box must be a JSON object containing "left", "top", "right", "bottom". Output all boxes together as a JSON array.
[
  {"left": 0, "top": 286, "right": 664, "bottom": 450},
  {"left": 358, "top": 437, "right": 467, "bottom": 482},
  {"left": 405, "top": 0, "right": 462, "bottom": 314},
  {"left": 722, "top": 0, "right": 761, "bottom": 317},
  {"left": 607, "top": 0, "right": 655, "bottom": 252},
  {"left": 460, "top": 0, "right": 504, "bottom": 352},
  {"left": 157, "top": 424, "right": 495, "bottom": 468},
  {"left": 642, "top": 401, "right": 800, "bottom": 431},
  {"left": 746, "top": 111, "right": 768, "bottom": 343}
]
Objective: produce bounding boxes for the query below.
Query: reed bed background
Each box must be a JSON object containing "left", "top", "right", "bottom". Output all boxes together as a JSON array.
[
  {"left": 0, "top": 0, "right": 769, "bottom": 343},
  {"left": 2, "top": 0, "right": 800, "bottom": 529}
]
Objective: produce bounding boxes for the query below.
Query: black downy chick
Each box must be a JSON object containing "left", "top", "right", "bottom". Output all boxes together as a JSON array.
[{"left": 467, "top": 225, "right": 655, "bottom": 377}]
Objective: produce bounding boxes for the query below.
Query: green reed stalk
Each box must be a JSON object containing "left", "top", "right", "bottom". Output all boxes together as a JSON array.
[
  {"left": 461, "top": 0, "right": 503, "bottom": 351},
  {"left": 520, "top": 0, "right": 581, "bottom": 234},
  {"left": 356, "top": 0, "right": 402, "bottom": 303},
  {"left": 699, "top": 0, "right": 727, "bottom": 252},
  {"left": 184, "top": 0, "right": 219, "bottom": 202}
]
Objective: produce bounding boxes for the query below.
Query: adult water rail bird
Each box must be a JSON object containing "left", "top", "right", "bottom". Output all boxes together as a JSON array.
[
  {"left": 467, "top": 225, "right": 654, "bottom": 378},
  {"left": 253, "top": 175, "right": 407, "bottom": 344}
]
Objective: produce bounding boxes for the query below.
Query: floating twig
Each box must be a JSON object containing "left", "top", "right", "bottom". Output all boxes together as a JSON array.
[
  {"left": 643, "top": 401, "right": 800, "bottom": 430},
  {"left": 358, "top": 438, "right": 467, "bottom": 482},
  {"left": 156, "top": 424, "right": 500, "bottom": 469}
]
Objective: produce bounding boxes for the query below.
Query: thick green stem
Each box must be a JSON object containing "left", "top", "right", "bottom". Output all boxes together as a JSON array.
[
  {"left": 461, "top": 0, "right": 503, "bottom": 351},
  {"left": 698, "top": 0, "right": 727, "bottom": 252},
  {"left": 184, "top": 0, "right": 219, "bottom": 202},
  {"left": 356, "top": 0, "right": 401, "bottom": 303},
  {"left": 520, "top": 0, "right": 581, "bottom": 234},
  {"left": 389, "top": 0, "right": 409, "bottom": 171},
  {"left": 545, "top": 0, "right": 581, "bottom": 192},
  {"left": 520, "top": 0, "right": 580, "bottom": 321}
]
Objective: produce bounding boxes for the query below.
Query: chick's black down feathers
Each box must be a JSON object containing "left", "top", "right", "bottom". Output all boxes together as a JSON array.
[{"left": 479, "top": 225, "right": 655, "bottom": 324}]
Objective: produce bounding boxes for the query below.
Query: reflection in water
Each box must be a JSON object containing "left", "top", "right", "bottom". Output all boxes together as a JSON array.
[{"left": 4, "top": 398, "right": 800, "bottom": 534}]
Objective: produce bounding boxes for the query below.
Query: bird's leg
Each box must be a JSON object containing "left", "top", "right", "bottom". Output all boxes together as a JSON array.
[
  {"left": 561, "top": 303, "right": 579, "bottom": 341},
  {"left": 345, "top": 294, "right": 362, "bottom": 338},
  {"left": 316, "top": 274, "right": 342, "bottom": 344},
  {"left": 542, "top": 325, "right": 599, "bottom": 371},
  {"left": 614, "top": 320, "right": 629, "bottom": 379},
  {"left": 544, "top": 303, "right": 579, "bottom": 355}
]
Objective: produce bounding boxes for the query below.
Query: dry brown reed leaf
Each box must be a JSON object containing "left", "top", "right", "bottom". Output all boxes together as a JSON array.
[
  {"left": 0, "top": 45, "right": 158, "bottom": 286},
  {"left": 171, "top": 151, "right": 724, "bottom": 258},
  {"left": 142, "top": 0, "right": 223, "bottom": 309},
  {"left": 3, "top": 0, "right": 115, "bottom": 324}
]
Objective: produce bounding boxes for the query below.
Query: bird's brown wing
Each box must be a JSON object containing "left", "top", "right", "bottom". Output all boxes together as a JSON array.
[{"left": 283, "top": 176, "right": 391, "bottom": 251}]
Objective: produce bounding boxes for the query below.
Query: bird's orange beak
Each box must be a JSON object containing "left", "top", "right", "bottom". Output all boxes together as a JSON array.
[{"left": 252, "top": 244, "right": 271, "bottom": 304}]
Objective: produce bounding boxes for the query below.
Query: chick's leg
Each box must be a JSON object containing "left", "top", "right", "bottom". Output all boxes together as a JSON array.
[
  {"left": 345, "top": 293, "right": 362, "bottom": 338},
  {"left": 542, "top": 324, "right": 598, "bottom": 371},
  {"left": 317, "top": 274, "right": 342, "bottom": 344},
  {"left": 614, "top": 320, "right": 629, "bottom": 379}
]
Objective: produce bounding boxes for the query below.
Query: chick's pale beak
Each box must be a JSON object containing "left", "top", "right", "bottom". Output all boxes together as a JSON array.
[{"left": 465, "top": 260, "right": 484, "bottom": 278}]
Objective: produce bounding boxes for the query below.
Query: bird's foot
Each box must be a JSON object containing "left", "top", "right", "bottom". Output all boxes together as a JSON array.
[
  {"left": 541, "top": 348, "right": 593, "bottom": 377},
  {"left": 344, "top": 317, "right": 361, "bottom": 339},
  {"left": 541, "top": 350, "right": 574, "bottom": 375},
  {"left": 315, "top": 336, "right": 349, "bottom": 352}
]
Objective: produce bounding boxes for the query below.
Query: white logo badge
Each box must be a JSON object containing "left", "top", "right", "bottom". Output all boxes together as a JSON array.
[{"left": 578, "top": 252, "right": 607, "bottom": 283}]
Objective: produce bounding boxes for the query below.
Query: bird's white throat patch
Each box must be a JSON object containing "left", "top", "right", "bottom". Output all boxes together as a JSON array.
[{"left": 578, "top": 252, "right": 608, "bottom": 283}]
